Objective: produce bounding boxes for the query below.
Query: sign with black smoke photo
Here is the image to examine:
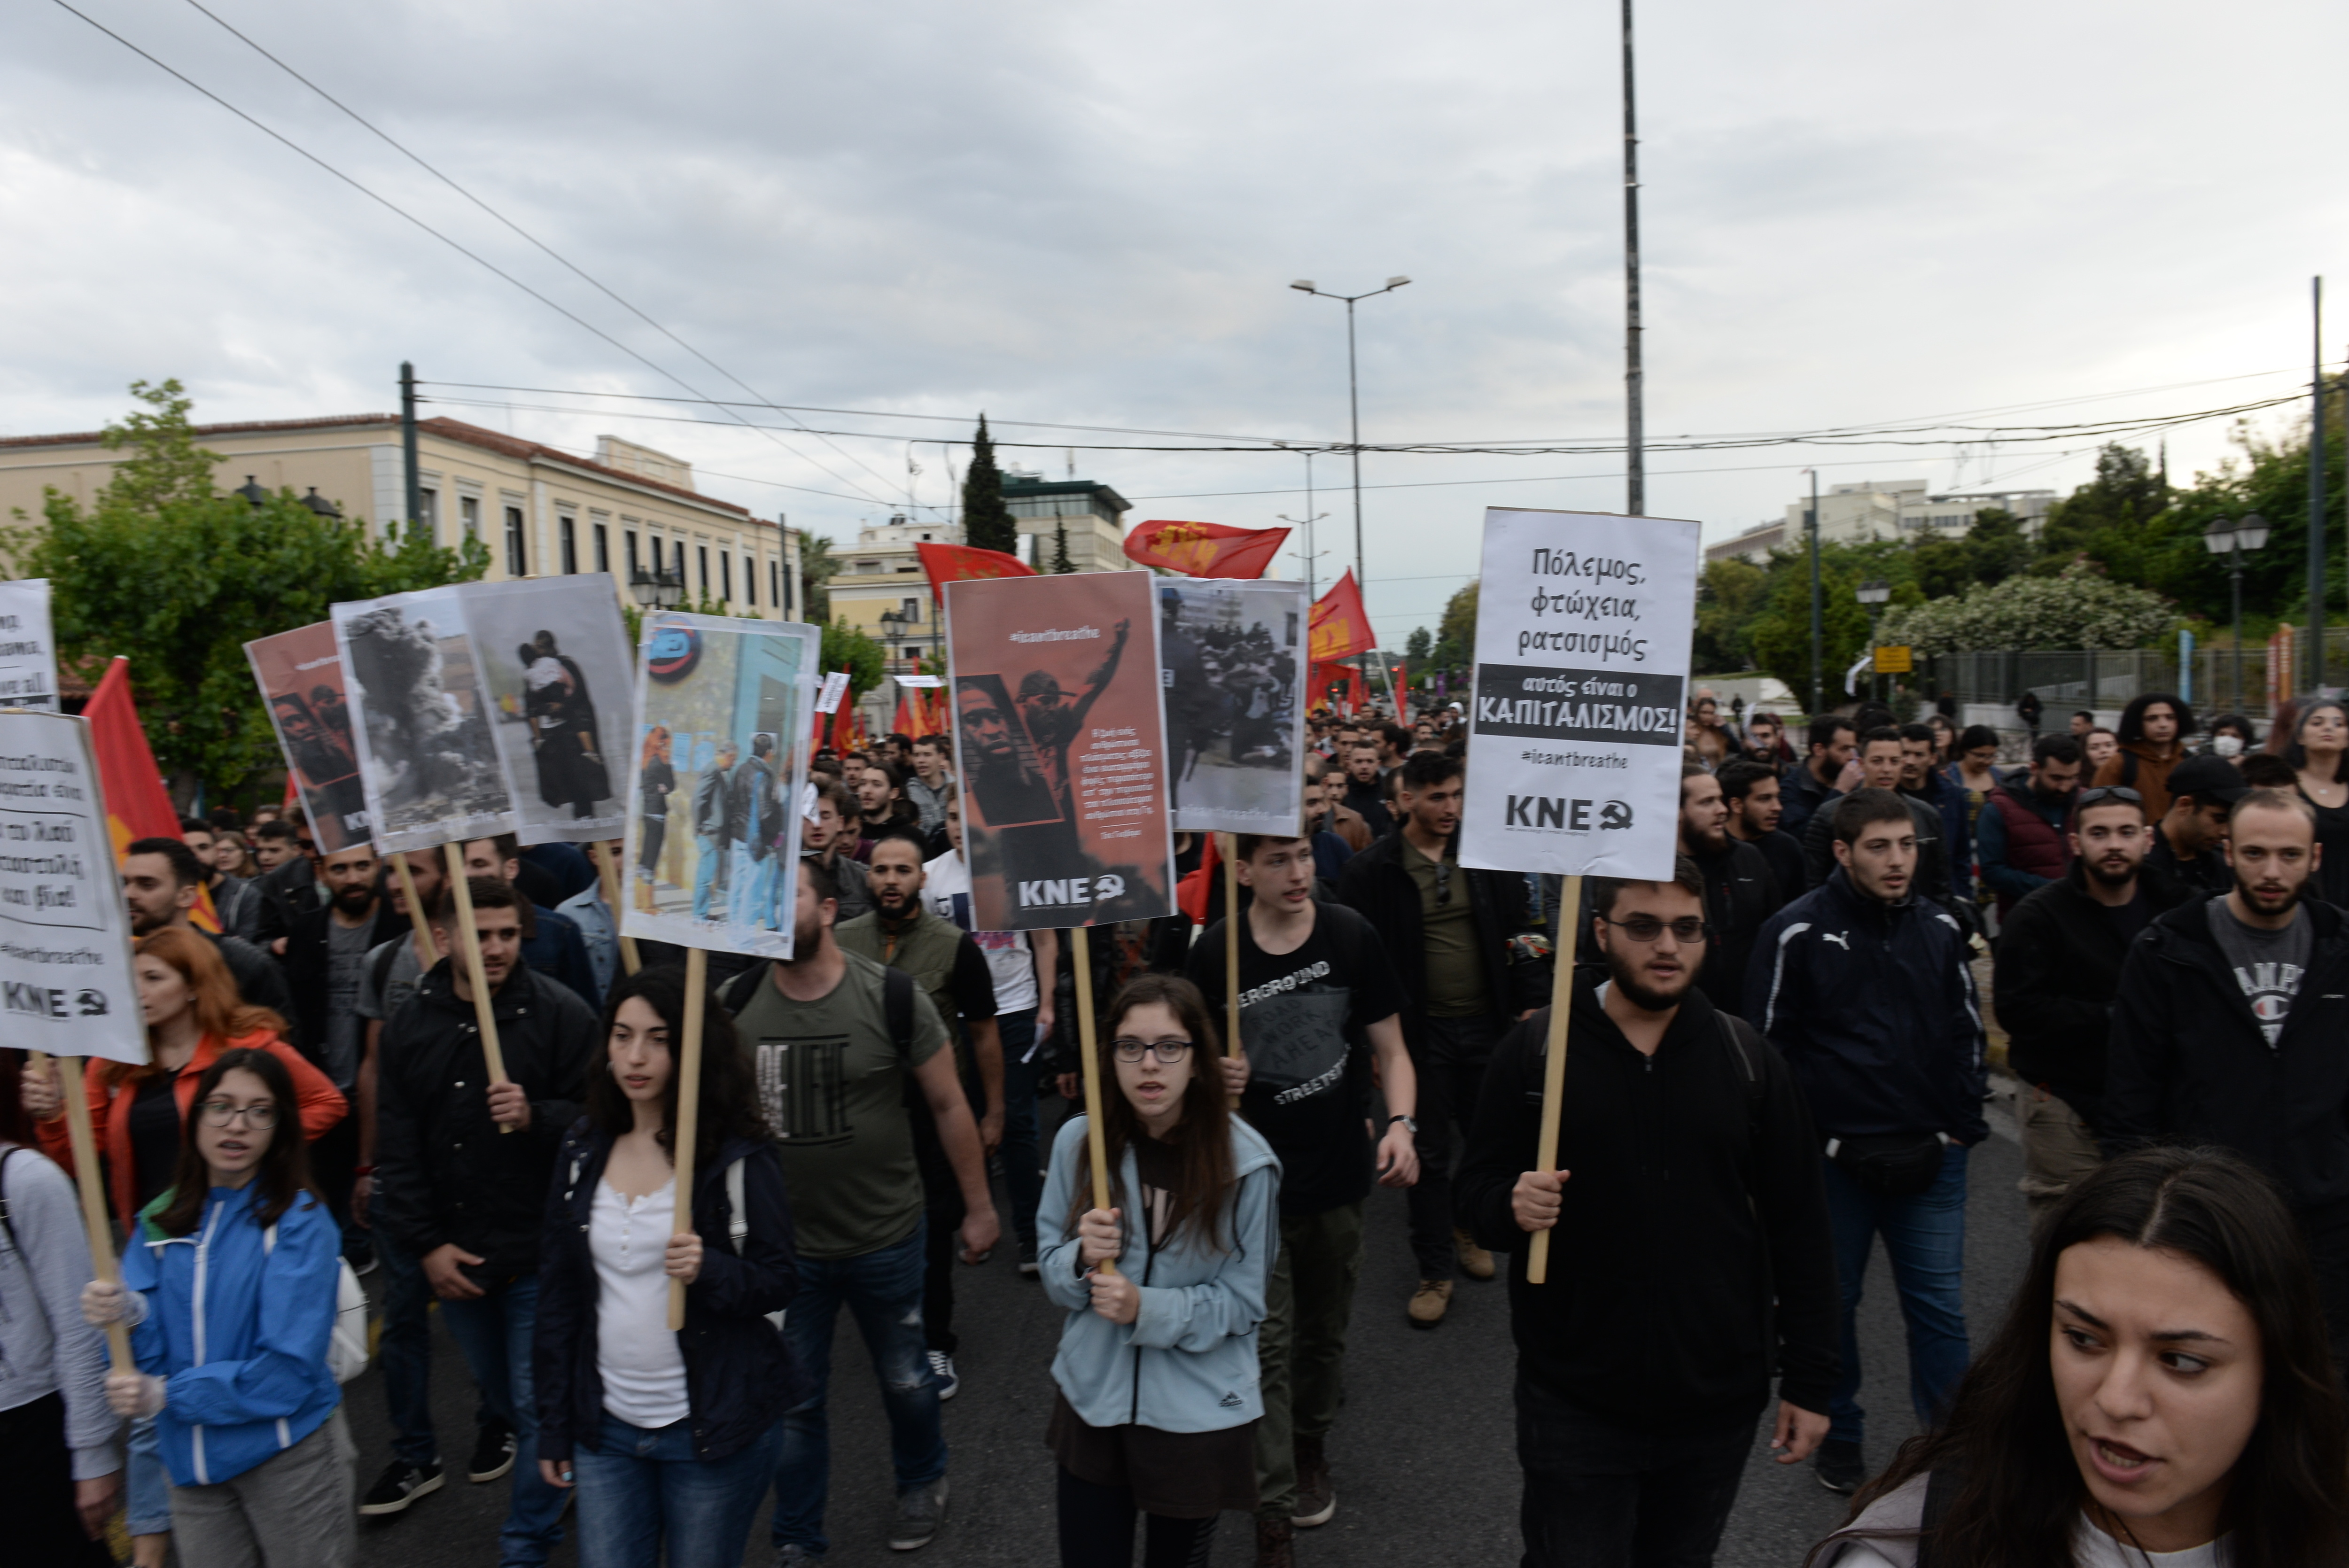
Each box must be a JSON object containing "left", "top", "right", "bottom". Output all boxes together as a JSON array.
[{"left": 1460, "top": 507, "right": 1700, "bottom": 878}]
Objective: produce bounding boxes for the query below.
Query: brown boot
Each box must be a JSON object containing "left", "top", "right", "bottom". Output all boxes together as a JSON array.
[
  {"left": 1256, "top": 1517, "right": 1296, "bottom": 1568},
  {"left": 1292, "top": 1434, "right": 1335, "bottom": 1527},
  {"left": 1455, "top": 1226, "right": 1496, "bottom": 1281},
  {"left": 1408, "top": 1278, "right": 1453, "bottom": 1328}
]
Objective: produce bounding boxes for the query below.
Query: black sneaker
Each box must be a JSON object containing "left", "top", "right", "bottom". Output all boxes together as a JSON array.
[
  {"left": 926, "top": 1350, "right": 960, "bottom": 1401},
  {"left": 889, "top": 1477, "right": 948, "bottom": 1551},
  {"left": 468, "top": 1426, "right": 517, "bottom": 1483},
  {"left": 359, "top": 1459, "right": 444, "bottom": 1516},
  {"left": 1017, "top": 1235, "right": 1039, "bottom": 1278},
  {"left": 1815, "top": 1438, "right": 1866, "bottom": 1495}
]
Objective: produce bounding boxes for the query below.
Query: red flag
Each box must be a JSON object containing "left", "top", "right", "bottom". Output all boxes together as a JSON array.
[
  {"left": 829, "top": 691, "right": 857, "bottom": 755},
  {"left": 1123, "top": 519, "right": 1291, "bottom": 579},
  {"left": 87, "top": 657, "right": 220, "bottom": 931},
  {"left": 916, "top": 541, "right": 1034, "bottom": 607},
  {"left": 1175, "top": 830, "right": 1221, "bottom": 924},
  {"left": 1308, "top": 570, "right": 1375, "bottom": 663},
  {"left": 891, "top": 691, "right": 916, "bottom": 738}
]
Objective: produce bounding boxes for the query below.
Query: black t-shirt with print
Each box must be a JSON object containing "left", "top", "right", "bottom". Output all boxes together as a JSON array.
[{"left": 1187, "top": 900, "right": 1406, "bottom": 1217}]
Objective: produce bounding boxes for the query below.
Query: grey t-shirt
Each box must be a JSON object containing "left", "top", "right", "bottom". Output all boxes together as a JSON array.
[
  {"left": 2207, "top": 895, "right": 2311, "bottom": 1048},
  {"left": 324, "top": 915, "right": 375, "bottom": 1087},
  {"left": 356, "top": 937, "right": 425, "bottom": 1024}
]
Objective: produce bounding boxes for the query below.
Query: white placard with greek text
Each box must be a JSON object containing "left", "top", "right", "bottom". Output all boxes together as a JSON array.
[
  {"left": 0, "top": 712, "right": 145, "bottom": 1063},
  {"left": 1460, "top": 507, "right": 1700, "bottom": 879},
  {"left": 0, "top": 580, "right": 61, "bottom": 712}
]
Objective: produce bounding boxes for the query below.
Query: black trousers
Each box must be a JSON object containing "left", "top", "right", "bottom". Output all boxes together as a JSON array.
[
  {"left": 1056, "top": 1467, "right": 1219, "bottom": 1568},
  {"left": 1514, "top": 1377, "right": 1758, "bottom": 1568},
  {"left": 2298, "top": 1200, "right": 2349, "bottom": 1384},
  {"left": 1407, "top": 1013, "right": 1504, "bottom": 1279},
  {"left": 0, "top": 1392, "right": 113, "bottom": 1567},
  {"left": 911, "top": 1105, "right": 966, "bottom": 1356}
]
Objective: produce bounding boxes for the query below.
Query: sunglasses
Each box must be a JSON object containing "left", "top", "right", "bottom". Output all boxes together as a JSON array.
[{"left": 1603, "top": 915, "right": 1709, "bottom": 944}]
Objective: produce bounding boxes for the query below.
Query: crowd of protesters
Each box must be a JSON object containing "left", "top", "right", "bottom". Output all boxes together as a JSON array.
[{"left": 8, "top": 691, "right": 2349, "bottom": 1568}]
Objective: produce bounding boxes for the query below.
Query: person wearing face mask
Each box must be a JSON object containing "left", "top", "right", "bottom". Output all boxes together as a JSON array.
[
  {"left": 2284, "top": 697, "right": 2349, "bottom": 909},
  {"left": 1798, "top": 729, "right": 1952, "bottom": 902},
  {"left": 2201, "top": 713, "right": 2256, "bottom": 762},
  {"left": 1036, "top": 974, "right": 1281, "bottom": 1568},
  {"left": 79, "top": 1049, "right": 356, "bottom": 1568},
  {"left": 2093, "top": 694, "right": 2193, "bottom": 821},
  {"left": 1814, "top": 1147, "right": 2349, "bottom": 1568}
]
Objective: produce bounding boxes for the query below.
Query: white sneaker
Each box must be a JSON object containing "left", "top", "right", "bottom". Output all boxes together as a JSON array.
[{"left": 926, "top": 1349, "right": 959, "bottom": 1400}]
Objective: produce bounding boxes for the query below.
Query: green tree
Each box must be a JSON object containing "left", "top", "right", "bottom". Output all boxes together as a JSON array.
[
  {"left": 1404, "top": 626, "right": 1433, "bottom": 662},
  {"left": 1429, "top": 581, "right": 1478, "bottom": 676},
  {"left": 1878, "top": 558, "right": 2175, "bottom": 653},
  {"left": 6, "top": 380, "right": 487, "bottom": 800},
  {"left": 1692, "top": 559, "right": 1767, "bottom": 672},
  {"left": 819, "top": 616, "right": 887, "bottom": 703},
  {"left": 1746, "top": 553, "right": 1872, "bottom": 709},
  {"left": 1051, "top": 520, "right": 1075, "bottom": 573},
  {"left": 1911, "top": 536, "right": 1972, "bottom": 601},
  {"left": 797, "top": 530, "right": 840, "bottom": 621},
  {"left": 2037, "top": 443, "right": 2165, "bottom": 564},
  {"left": 1964, "top": 508, "right": 2032, "bottom": 586},
  {"left": 960, "top": 415, "right": 1019, "bottom": 556}
]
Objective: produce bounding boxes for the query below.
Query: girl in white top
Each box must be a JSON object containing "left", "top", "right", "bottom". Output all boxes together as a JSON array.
[{"left": 1813, "top": 1146, "right": 2349, "bottom": 1568}]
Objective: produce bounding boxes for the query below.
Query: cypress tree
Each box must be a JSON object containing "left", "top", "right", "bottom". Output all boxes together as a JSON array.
[
  {"left": 961, "top": 414, "right": 1019, "bottom": 556},
  {"left": 1052, "top": 519, "right": 1076, "bottom": 573}
]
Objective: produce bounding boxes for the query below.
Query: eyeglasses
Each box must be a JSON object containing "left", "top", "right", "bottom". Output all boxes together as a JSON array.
[
  {"left": 1112, "top": 1037, "right": 1192, "bottom": 1064},
  {"left": 2073, "top": 786, "right": 2143, "bottom": 810},
  {"left": 198, "top": 1100, "right": 279, "bottom": 1129},
  {"left": 1603, "top": 916, "right": 1709, "bottom": 944}
]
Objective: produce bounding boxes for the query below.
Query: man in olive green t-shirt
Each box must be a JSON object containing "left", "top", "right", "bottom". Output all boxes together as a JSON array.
[{"left": 725, "top": 855, "right": 1000, "bottom": 1560}]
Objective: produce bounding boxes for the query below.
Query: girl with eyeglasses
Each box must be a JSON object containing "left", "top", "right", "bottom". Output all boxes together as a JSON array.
[
  {"left": 1036, "top": 974, "right": 1282, "bottom": 1567},
  {"left": 79, "top": 1048, "right": 357, "bottom": 1568},
  {"left": 20, "top": 928, "right": 344, "bottom": 1568}
]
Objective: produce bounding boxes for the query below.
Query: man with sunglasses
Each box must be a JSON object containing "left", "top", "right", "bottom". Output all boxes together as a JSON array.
[
  {"left": 1995, "top": 784, "right": 2189, "bottom": 1222},
  {"left": 1458, "top": 858, "right": 1837, "bottom": 1568},
  {"left": 1748, "top": 788, "right": 1988, "bottom": 1495}
]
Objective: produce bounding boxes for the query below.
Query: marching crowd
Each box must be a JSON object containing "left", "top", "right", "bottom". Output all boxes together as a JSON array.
[{"left": 7, "top": 692, "right": 2349, "bottom": 1568}]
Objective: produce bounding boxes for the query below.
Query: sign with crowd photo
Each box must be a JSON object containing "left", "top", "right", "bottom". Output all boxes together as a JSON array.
[
  {"left": 467, "top": 575, "right": 634, "bottom": 846},
  {"left": 244, "top": 622, "right": 370, "bottom": 853},
  {"left": 620, "top": 613, "right": 819, "bottom": 959},
  {"left": 1460, "top": 507, "right": 1700, "bottom": 879},
  {"left": 944, "top": 570, "right": 1175, "bottom": 931},
  {"left": 331, "top": 586, "right": 515, "bottom": 855},
  {"left": 0, "top": 579, "right": 60, "bottom": 713},
  {"left": 0, "top": 711, "right": 146, "bottom": 1063},
  {"left": 1158, "top": 577, "right": 1308, "bottom": 833}
]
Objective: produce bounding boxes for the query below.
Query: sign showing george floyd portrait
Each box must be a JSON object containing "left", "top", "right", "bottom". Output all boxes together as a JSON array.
[
  {"left": 467, "top": 575, "right": 635, "bottom": 846},
  {"left": 245, "top": 621, "right": 372, "bottom": 853},
  {"left": 332, "top": 585, "right": 515, "bottom": 855},
  {"left": 1461, "top": 507, "right": 1700, "bottom": 879},
  {"left": 945, "top": 570, "right": 1175, "bottom": 931},
  {"left": 1158, "top": 578, "right": 1308, "bottom": 834},
  {"left": 620, "top": 613, "right": 819, "bottom": 960},
  {"left": 0, "top": 712, "right": 146, "bottom": 1063}
]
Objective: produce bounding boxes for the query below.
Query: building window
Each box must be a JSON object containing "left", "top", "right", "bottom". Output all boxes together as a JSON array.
[
  {"left": 721, "top": 551, "right": 732, "bottom": 602},
  {"left": 698, "top": 546, "right": 709, "bottom": 596},
  {"left": 460, "top": 494, "right": 481, "bottom": 540},
  {"left": 625, "top": 531, "right": 640, "bottom": 578},
  {"left": 593, "top": 522, "right": 610, "bottom": 574},
  {"left": 745, "top": 554, "right": 758, "bottom": 607},
  {"left": 901, "top": 598, "right": 920, "bottom": 620},
  {"left": 559, "top": 514, "right": 578, "bottom": 574},
  {"left": 774, "top": 560, "right": 785, "bottom": 613},
  {"left": 417, "top": 487, "right": 439, "bottom": 539},
  {"left": 505, "top": 505, "right": 529, "bottom": 576}
]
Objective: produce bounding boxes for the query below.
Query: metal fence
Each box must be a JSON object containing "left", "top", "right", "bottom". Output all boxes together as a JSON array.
[{"left": 1929, "top": 630, "right": 2349, "bottom": 725}]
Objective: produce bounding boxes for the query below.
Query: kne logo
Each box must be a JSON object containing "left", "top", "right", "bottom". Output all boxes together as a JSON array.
[
  {"left": 1503, "top": 797, "right": 1633, "bottom": 832},
  {"left": 1018, "top": 874, "right": 1127, "bottom": 908}
]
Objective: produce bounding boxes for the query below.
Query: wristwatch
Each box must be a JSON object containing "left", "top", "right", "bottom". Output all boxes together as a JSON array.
[{"left": 1388, "top": 1115, "right": 1418, "bottom": 1134}]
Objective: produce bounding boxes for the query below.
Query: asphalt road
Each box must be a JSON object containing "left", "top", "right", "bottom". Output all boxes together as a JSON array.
[{"left": 347, "top": 1091, "right": 2032, "bottom": 1568}]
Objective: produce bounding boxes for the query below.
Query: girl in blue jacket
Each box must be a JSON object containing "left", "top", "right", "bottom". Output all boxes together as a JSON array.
[
  {"left": 1038, "top": 973, "right": 1282, "bottom": 1568},
  {"left": 81, "top": 1046, "right": 352, "bottom": 1568}
]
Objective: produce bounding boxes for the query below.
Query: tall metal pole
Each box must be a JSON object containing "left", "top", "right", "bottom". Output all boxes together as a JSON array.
[
  {"left": 2231, "top": 552, "right": 2245, "bottom": 714},
  {"left": 1621, "top": 0, "right": 1644, "bottom": 516},
  {"left": 1306, "top": 452, "right": 1317, "bottom": 601},
  {"left": 400, "top": 360, "right": 422, "bottom": 539},
  {"left": 1807, "top": 470, "right": 1823, "bottom": 717},
  {"left": 2312, "top": 277, "right": 2329, "bottom": 692},
  {"left": 1346, "top": 297, "right": 1364, "bottom": 589}
]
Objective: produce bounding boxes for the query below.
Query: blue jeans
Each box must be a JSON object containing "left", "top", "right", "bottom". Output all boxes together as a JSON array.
[
  {"left": 770, "top": 1224, "right": 945, "bottom": 1557},
  {"left": 573, "top": 1412, "right": 781, "bottom": 1568},
  {"left": 1821, "top": 1142, "right": 1972, "bottom": 1447},
  {"left": 692, "top": 834, "right": 724, "bottom": 919},
  {"left": 439, "top": 1274, "right": 566, "bottom": 1567},
  {"left": 126, "top": 1414, "right": 170, "bottom": 1537},
  {"left": 730, "top": 846, "right": 778, "bottom": 929},
  {"left": 994, "top": 1009, "right": 1043, "bottom": 1244}
]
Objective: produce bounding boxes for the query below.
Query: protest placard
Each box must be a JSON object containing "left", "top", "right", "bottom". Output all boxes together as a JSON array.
[
  {"left": 620, "top": 613, "right": 820, "bottom": 959},
  {"left": 0, "top": 711, "right": 144, "bottom": 1063},
  {"left": 245, "top": 621, "right": 372, "bottom": 853},
  {"left": 945, "top": 570, "right": 1174, "bottom": 931},
  {"left": 0, "top": 579, "right": 60, "bottom": 713},
  {"left": 466, "top": 575, "right": 634, "bottom": 846},
  {"left": 1460, "top": 507, "right": 1699, "bottom": 880},
  {"left": 332, "top": 586, "right": 514, "bottom": 856},
  {"left": 1158, "top": 577, "right": 1307, "bottom": 833}
]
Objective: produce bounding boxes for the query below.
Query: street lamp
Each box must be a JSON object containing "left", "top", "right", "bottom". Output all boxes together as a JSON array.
[
  {"left": 1276, "top": 449, "right": 1330, "bottom": 600},
  {"left": 1290, "top": 275, "right": 1410, "bottom": 596},
  {"left": 2204, "top": 512, "right": 2271, "bottom": 711},
  {"left": 628, "top": 565, "right": 684, "bottom": 610},
  {"left": 1855, "top": 579, "right": 1891, "bottom": 703}
]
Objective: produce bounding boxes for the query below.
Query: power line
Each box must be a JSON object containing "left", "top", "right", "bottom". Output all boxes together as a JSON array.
[{"left": 51, "top": 0, "right": 899, "bottom": 509}]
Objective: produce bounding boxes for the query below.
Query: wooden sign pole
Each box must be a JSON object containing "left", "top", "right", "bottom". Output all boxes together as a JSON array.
[
  {"left": 441, "top": 843, "right": 513, "bottom": 1131},
  {"left": 1221, "top": 834, "right": 1242, "bottom": 1107},
  {"left": 1071, "top": 925, "right": 1115, "bottom": 1279},
  {"left": 591, "top": 839, "right": 643, "bottom": 976},
  {"left": 389, "top": 852, "right": 436, "bottom": 973},
  {"left": 55, "top": 1056, "right": 132, "bottom": 1369},
  {"left": 1525, "top": 874, "right": 1584, "bottom": 1286},
  {"left": 666, "top": 946, "right": 708, "bottom": 1330}
]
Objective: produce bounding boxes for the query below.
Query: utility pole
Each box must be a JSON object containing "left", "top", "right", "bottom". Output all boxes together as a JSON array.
[
  {"left": 400, "top": 361, "right": 422, "bottom": 538},
  {"left": 2313, "top": 278, "right": 2329, "bottom": 691},
  {"left": 1807, "top": 469, "right": 1823, "bottom": 717},
  {"left": 1621, "top": 0, "right": 1644, "bottom": 516},
  {"left": 1291, "top": 277, "right": 1408, "bottom": 599}
]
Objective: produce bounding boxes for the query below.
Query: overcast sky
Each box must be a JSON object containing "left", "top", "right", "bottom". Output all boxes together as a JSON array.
[{"left": 6, "top": 0, "right": 2344, "bottom": 644}]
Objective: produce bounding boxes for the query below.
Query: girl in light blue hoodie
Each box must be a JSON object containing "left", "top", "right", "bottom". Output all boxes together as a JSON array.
[
  {"left": 1038, "top": 974, "right": 1281, "bottom": 1568},
  {"left": 81, "top": 1047, "right": 351, "bottom": 1568}
]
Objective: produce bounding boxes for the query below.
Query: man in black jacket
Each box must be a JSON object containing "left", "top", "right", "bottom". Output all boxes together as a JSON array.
[
  {"left": 1338, "top": 750, "right": 1550, "bottom": 1326},
  {"left": 1337, "top": 738, "right": 1396, "bottom": 839},
  {"left": 1798, "top": 728, "right": 1952, "bottom": 902},
  {"left": 2105, "top": 789, "right": 2349, "bottom": 1368},
  {"left": 2144, "top": 753, "right": 2244, "bottom": 897},
  {"left": 1459, "top": 861, "right": 1836, "bottom": 1568},
  {"left": 1747, "top": 790, "right": 1987, "bottom": 1494},
  {"left": 1777, "top": 716, "right": 1855, "bottom": 839},
  {"left": 1719, "top": 758, "right": 1805, "bottom": 900},
  {"left": 1996, "top": 786, "right": 2190, "bottom": 1221},
  {"left": 374, "top": 877, "right": 598, "bottom": 1568},
  {"left": 1678, "top": 762, "right": 1782, "bottom": 1017}
]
